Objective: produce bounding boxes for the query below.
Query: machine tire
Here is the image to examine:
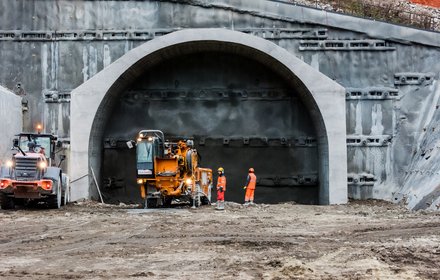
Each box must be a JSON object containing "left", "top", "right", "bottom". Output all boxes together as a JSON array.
[
  {"left": 13, "top": 198, "right": 25, "bottom": 207},
  {"left": 48, "top": 178, "right": 62, "bottom": 209},
  {"left": 61, "top": 181, "right": 69, "bottom": 206},
  {"left": 145, "top": 197, "right": 159, "bottom": 209},
  {"left": 0, "top": 193, "right": 15, "bottom": 210},
  {"left": 162, "top": 196, "right": 172, "bottom": 207},
  {"left": 189, "top": 197, "right": 200, "bottom": 207},
  {"left": 200, "top": 195, "right": 210, "bottom": 205}
]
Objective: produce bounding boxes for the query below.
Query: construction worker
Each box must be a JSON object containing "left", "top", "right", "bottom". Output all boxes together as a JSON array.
[
  {"left": 216, "top": 167, "right": 226, "bottom": 210},
  {"left": 243, "top": 168, "right": 257, "bottom": 206},
  {"left": 27, "top": 142, "right": 36, "bottom": 153},
  {"left": 39, "top": 146, "right": 46, "bottom": 155}
]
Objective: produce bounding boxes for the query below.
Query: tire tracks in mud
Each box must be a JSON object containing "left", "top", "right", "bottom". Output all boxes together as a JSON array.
[{"left": 342, "top": 221, "right": 440, "bottom": 240}]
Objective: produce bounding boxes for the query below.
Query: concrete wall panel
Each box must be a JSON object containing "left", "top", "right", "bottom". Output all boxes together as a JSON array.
[{"left": 0, "top": 86, "right": 22, "bottom": 162}]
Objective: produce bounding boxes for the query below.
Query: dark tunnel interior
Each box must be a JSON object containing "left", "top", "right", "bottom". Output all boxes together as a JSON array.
[{"left": 100, "top": 51, "right": 319, "bottom": 204}]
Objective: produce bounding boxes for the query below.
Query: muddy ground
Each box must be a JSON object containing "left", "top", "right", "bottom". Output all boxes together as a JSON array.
[{"left": 0, "top": 200, "right": 439, "bottom": 280}]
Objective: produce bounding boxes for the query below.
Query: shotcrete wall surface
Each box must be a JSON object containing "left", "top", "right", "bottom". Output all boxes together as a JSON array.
[
  {"left": 0, "top": 86, "right": 22, "bottom": 162},
  {"left": 1, "top": 0, "right": 440, "bottom": 208}
]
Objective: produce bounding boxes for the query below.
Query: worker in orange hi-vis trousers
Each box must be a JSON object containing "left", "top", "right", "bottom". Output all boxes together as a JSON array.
[
  {"left": 216, "top": 167, "right": 226, "bottom": 210},
  {"left": 243, "top": 168, "right": 257, "bottom": 206}
]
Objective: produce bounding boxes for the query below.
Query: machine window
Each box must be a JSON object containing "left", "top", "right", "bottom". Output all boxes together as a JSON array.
[{"left": 137, "top": 141, "right": 153, "bottom": 164}]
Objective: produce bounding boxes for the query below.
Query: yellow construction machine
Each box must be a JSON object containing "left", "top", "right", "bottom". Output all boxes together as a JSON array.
[{"left": 135, "top": 130, "right": 212, "bottom": 208}]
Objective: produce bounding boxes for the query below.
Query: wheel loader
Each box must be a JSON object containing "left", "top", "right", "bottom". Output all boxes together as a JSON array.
[
  {"left": 0, "top": 131, "right": 69, "bottom": 209},
  {"left": 134, "top": 130, "right": 212, "bottom": 208}
]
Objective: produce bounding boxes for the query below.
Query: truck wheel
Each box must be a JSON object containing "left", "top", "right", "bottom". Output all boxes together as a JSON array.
[
  {"left": 61, "top": 182, "right": 69, "bottom": 206},
  {"left": 0, "top": 193, "right": 15, "bottom": 210},
  {"left": 48, "top": 178, "right": 62, "bottom": 209},
  {"left": 62, "top": 190, "right": 69, "bottom": 206}
]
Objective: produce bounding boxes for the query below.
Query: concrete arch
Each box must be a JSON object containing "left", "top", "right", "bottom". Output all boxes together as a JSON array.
[{"left": 70, "top": 28, "right": 347, "bottom": 204}]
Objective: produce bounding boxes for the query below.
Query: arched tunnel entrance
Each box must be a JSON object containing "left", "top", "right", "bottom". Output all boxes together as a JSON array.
[
  {"left": 70, "top": 29, "right": 347, "bottom": 205},
  {"left": 101, "top": 51, "right": 319, "bottom": 204}
]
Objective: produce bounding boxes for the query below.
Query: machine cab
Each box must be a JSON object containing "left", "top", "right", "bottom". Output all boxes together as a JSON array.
[
  {"left": 136, "top": 130, "right": 164, "bottom": 178},
  {"left": 15, "top": 133, "right": 57, "bottom": 166}
]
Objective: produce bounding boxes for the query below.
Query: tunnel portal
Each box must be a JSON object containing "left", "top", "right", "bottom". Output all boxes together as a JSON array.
[
  {"left": 70, "top": 29, "right": 347, "bottom": 205},
  {"left": 101, "top": 52, "right": 319, "bottom": 204}
]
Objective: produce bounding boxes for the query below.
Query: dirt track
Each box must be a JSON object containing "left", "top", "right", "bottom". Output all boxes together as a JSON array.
[{"left": 0, "top": 200, "right": 439, "bottom": 279}]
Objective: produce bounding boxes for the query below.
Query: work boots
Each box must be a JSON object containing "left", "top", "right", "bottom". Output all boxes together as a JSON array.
[
  {"left": 244, "top": 200, "right": 255, "bottom": 206},
  {"left": 216, "top": 200, "right": 225, "bottom": 210}
]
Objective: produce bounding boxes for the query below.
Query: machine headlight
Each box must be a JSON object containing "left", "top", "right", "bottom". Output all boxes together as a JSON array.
[
  {"left": 39, "top": 161, "right": 47, "bottom": 169},
  {"left": 185, "top": 178, "right": 193, "bottom": 185},
  {"left": 0, "top": 179, "right": 12, "bottom": 189},
  {"left": 137, "top": 137, "right": 142, "bottom": 142},
  {"left": 147, "top": 137, "right": 153, "bottom": 142},
  {"left": 137, "top": 179, "right": 144, "bottom": 184},
  {"left": 6, "top": 160, "right": 13, "bottom": 168}
]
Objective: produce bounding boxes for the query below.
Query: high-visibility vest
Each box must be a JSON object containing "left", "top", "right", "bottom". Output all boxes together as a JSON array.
[
  {"left": 248, "top": 173, "right": 256, "bottom": 190},
  {"left": 217, "top": 176, "right": 226, "bottom": 191}
]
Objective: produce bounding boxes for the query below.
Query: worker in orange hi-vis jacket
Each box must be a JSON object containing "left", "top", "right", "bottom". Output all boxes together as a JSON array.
[
  {"left": 216, "top": 167, "right": 226, "bottom": 210},
  {"left": 243, "top": 168, "right": 256, "bottom": 206}
]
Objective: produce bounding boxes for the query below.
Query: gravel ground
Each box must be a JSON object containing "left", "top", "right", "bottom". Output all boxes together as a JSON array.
[{"left": 0, "top": 200, "right": 439, "bottom": 279}]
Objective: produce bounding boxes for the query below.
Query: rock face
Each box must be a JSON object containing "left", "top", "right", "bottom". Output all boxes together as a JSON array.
[
  {"left": 410, "top": 0, "right": 440, "bottom": 8},
  {"left": 293, "top": 0, "right": 440, "bottom": 31}
]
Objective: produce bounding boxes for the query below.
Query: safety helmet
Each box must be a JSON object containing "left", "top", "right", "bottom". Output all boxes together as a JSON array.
[
  {"left": 249, "top": 168, "right": 254, "bottom": 173},
  {"left": 27, "top": 142, "right": 36, "bottom": 152},
  {"left": 218, "top": 167, "right": 224, "bottom": 173}
]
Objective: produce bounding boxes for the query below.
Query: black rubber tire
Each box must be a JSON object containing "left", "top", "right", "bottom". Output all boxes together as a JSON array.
[
  {"left": 61, "top": 174, "right": 70, "bottom": 206},
  {"left": 61, "top": 194, "right": 66, "bottom": 206},
  {"left": 162, "top": 197, "right": 172, "bottom": 207},
  {"left": 61, "top": 185, "right": 69, "bottom": 206},
  {"left": 200, "top": 196, "right": 210, "bottom": 205},
  {"left": 0, "top": 193, "right": 15, "bottom": 210},
  {"left": 13, "top": 198, "right": 25, "bottom": 206},
  {"left": 145, "top": 198, "right": 159, "bottom": 209},
  {"left": 189, "top": 197, "right": 200, "bottom": 207},
  {"left": 47, "top": 178, "right": 62, "bottom": 209}
]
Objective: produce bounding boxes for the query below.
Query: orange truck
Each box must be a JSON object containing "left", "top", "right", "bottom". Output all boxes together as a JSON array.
[
  {"left": 0, "top": 132, "right": 68, "bottom": 209},
  {"left": 134, "top": 130, "right": 212, "bottom": 208}
]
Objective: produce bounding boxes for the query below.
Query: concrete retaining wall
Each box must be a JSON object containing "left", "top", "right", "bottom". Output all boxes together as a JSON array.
[{"left": 0, "top": 86, "right": 22, "bottom": 163}]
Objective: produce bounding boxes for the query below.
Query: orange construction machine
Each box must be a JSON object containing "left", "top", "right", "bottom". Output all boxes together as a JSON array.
[{"left": 135, "top": 130, "right": 212, "bottom": 208}]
